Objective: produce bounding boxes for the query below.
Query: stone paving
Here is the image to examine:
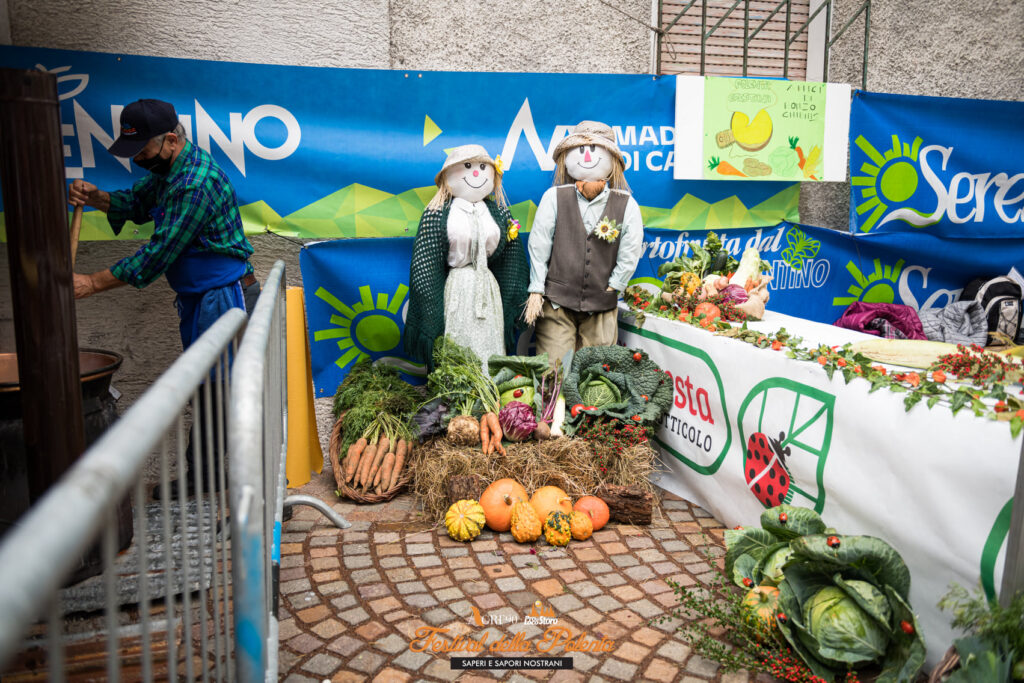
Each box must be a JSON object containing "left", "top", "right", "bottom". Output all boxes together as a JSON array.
[{"left": 277, "top": 478, "right": 768, "bottom": 683}]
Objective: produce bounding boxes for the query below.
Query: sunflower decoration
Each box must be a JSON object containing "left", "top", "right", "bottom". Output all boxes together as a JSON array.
[
  {"left": 506, "top": 218, "right": 521, "bottom": 241},
  {"left": 595, "top": 217, "right": 621, "bottom": 243}
]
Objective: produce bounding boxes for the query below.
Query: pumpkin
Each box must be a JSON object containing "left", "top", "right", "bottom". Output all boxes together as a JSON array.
[
  {"left": 741, "top": 585, "right": 780, "bottom": 631},
  {"left": 569, "top": 510, "right": 593, "bottom": 541},
  {"left": 445, "top": 499, "right": 487, "bottom": 542},
  {"left": 510, "top": 500, "right": 542, "bottom": 543},
  {"left": 479, "top": 478, "right": 529, "bottom": 532},
  {"left": 573, "top": 496, "right": 610, "bottom": 531},
  {"left": 530, "top": 485, "right": 572, "bottom": 522},
  {"left": 543, "top": 510, "right": 572, "bottom": 547}
]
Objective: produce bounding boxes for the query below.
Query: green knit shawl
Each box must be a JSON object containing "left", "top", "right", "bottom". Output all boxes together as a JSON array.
[{"left": 404, "top": 198, "right": 529, "bottom": 368}]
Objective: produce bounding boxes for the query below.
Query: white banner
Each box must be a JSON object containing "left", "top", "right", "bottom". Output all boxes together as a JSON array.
[{"left": 618, "top": 305, "right": 1019, "bottom": 666}]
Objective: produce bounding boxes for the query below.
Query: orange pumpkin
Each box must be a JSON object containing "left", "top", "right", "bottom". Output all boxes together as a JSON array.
[
  {"left": 573, "top": 496, "right": 610, "bottom": 531},
  {"left": 569, "top": 511, "right": 593, "bottom": 541},
  {"left": 530, "top": 485, "right": 572, "bottom": 522},
  {"left": 694, "top": 301, "right": 722, "bottom": 325},
  {"left": 479, "top": 478, "right": 529, "bottom": 532},
  {"left": 742, "top": 585, "right": 780, "bottom": 631}
]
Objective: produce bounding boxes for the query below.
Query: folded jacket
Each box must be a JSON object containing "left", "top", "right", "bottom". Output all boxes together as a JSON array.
[
  {"left": 918, "top": 300, "right": 988, "bottom": 346},
  {"left": 833, "top": 301, "right": 927, "bottom": 340}
]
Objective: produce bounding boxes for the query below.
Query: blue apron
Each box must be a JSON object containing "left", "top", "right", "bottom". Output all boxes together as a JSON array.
[{"left": 168, "top": 248, "right": 246, "bottom": 349}]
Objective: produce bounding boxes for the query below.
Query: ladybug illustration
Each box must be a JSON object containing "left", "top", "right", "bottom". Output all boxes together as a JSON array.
[{"left": 744, "top": 431, "right": 792, "bottom": 508}]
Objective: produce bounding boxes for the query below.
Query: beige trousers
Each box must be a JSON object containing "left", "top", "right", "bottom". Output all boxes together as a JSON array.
[{"left": 534, "top": 301, "right": 618, "bottom": 367}]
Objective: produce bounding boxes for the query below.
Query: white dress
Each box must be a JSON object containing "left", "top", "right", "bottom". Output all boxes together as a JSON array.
[{"left": 443, "top": 198, "right": 504, "bottom": 370}]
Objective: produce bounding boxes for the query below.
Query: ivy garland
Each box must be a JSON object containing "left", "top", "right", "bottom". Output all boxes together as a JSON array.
[{"left": 623, "top": 286, "right": 1024, "bottom": 437}]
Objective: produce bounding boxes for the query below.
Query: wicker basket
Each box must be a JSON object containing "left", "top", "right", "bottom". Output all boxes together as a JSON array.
[
  {"left": 328, "top": 418, "right": 411, "bottom": 504},
  {"left": 927, "top": 647, "right": 960, "bottom": 683}
]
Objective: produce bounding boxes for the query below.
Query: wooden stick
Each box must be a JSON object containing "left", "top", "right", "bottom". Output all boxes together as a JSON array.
[{"left": 70, "top": 205, "right": 83, "bottom": 268}]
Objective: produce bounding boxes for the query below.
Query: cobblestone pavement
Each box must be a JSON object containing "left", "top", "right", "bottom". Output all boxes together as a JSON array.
[{"left": 277, "top": 483, "right": 764, "bottom": 683}]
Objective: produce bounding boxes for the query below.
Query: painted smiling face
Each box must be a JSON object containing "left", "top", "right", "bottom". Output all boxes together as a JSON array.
[
  {"left": 564, "top": 144, "right": 614, "bottom": 182},
  {"left": 445, "top": 160, "right": 495, "bottom": 203}
]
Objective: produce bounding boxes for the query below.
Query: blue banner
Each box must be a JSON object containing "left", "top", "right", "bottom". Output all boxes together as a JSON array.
[
  {"left": 0, "top": 46, "right": 800, "bottom": 241},
  {"left": 849, "top": 90, "right": 1024, "bottom": 238},
  {"left": 302, "top": 225, "right": 1024, "bottom": 397}
]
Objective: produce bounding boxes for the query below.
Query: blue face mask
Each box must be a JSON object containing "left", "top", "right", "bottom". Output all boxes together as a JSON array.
[{"left": 134, "top": 139, "right": 173, "bottom": 175}]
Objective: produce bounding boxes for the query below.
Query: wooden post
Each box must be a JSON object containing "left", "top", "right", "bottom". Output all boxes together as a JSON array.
[
  {"left": 0, "top": 68, "right": 84, "bottom": 501},
  {"left": 1000, "top": 439, "right": 1024, "bottom": 606}
]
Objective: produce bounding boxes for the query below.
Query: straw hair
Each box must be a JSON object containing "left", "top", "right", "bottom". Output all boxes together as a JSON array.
[
  {"left": 553, "top": 154, "right": 631, "bottom": 192},
  {"left": 427, "top": 155, "right": 508, "bottom": 211}
]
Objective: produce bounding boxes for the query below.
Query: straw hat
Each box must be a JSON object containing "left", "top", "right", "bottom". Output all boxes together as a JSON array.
[
  {"left": 552, "top": 121, "right": 622, "bottom": 161},
  {"left": 435, "top": 144, "right": 497, "bottom": 186}
]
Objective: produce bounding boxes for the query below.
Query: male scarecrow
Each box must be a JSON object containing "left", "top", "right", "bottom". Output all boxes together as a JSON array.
[{"left": 524, "top": 121, "right": 644, "bottom": 364}]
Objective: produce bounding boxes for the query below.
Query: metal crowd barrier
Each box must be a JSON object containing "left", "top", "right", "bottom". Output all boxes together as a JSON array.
[
  {"left": 0, "top": 259, "right": 347, "bottom": 681},
  {"left": 229, "top": 261, "right": 349, "bottom": 681}
]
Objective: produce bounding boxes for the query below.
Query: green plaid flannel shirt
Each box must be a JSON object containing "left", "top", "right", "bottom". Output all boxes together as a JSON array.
[{"left": 108, "top": 140, "right": 253, "bottom": 288}]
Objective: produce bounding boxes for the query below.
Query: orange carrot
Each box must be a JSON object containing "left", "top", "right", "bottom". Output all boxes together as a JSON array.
[
  {"left": 377, "top": 451, "right": 396, "bottom": 492},
  {"left": 387, "top": 440, "right": 407, "bottom": 490},
  {"left": 480, "top": 415, "right": 491, "bottom": 454},
  {"left": 389, "top": 448, "right": 406, "bottom": 491},
  {"left": 374, "top": 451, "right": 393, "bottom": 490},
  {"left": 487, "top": 413, "right": 506, "bottom": 456},
  {"left": 345, "top": 437, "right": 367, "bottom": 483},
  {"left": 364, "top": 438, "right": 388, "bottom": 492},
  {"left": 708, "top": 156, "right": 746, "bottom": 177},
  {"left": 357, "top": 442, "right": 377, "bottom": 488}
]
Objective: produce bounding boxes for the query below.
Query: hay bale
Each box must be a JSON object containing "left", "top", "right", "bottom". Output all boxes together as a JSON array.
[{"left": 412, "top": 437, "right": 656, "bottom": 522}]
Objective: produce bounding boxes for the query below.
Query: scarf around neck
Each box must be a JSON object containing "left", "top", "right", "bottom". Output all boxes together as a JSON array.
[{"left": 575, "top": 179, "right": 607, "bottom": 201}]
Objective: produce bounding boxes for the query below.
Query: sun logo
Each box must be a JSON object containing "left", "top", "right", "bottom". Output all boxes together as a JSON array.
[
  {"left": 832, "top": 258, "right": 905, "bottom": 308},
  {"left": 851, "top": 134, "right": 928, "bottom": 233},
  {"left": 312, "top": 284, "right": 408, "bottom": 370}
]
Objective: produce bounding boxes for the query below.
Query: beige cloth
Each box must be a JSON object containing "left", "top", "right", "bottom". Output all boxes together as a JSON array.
[{"left": 534, "top": 300, "right": 618, "bottom": 367}]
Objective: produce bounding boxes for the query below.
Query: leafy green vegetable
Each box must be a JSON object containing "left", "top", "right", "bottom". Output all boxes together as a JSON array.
[
  {"left": 561, "top": 345, "right": 673, "bottom": 433},
  {"left": 725, "top": 506, "right": 926, "bottom": 682},
  {"left": 427, "top": 336, "right": 500, "bottom": 415},
  {"left": 331, "top": 360, "right": 421, "bottom": 454},
  {"left": 939, "top": 584, "right": 1024, "bottom": 682},
  {"left": 579, "top": 373, "right": 623, "bottom": 408}
]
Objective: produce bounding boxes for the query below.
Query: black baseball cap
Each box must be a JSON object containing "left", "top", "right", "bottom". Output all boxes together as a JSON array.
[{"left": 107, "top": 99, "right": 179, "bottom": 158}]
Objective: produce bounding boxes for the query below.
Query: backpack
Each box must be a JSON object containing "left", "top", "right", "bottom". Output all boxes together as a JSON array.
[{"left": 960, "top": 276, "right": 1023, "bottom": 345}]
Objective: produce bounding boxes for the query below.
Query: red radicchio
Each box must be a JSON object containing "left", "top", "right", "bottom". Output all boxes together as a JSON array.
[
  {"left": 719, "top": 284, "right": 749, "bottom": 304},
  {"left": 498, "top": 401, "right": 537, "bottom": 442}
]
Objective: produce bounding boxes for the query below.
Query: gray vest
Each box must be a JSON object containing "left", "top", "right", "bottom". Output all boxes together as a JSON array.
[{"left": 544, "top": 185, "right": 629, "bottom": 313}]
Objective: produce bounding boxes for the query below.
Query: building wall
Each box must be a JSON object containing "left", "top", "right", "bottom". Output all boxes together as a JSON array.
[{"left": 1, "top": 0, "right": 1020, "bottom": 412}]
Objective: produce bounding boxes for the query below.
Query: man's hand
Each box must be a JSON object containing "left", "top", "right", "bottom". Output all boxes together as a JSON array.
[
  {"left": 73, "top": 272, "right": 95, "bottom": 299},
  {"left": 68, "top": 179, "right": 111, "bottom": 213},
  {"left": 73, "top": 269, "right": 125, "bottom": 299}
]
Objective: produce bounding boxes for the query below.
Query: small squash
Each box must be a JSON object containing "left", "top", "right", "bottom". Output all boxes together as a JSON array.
[
  {"left": 479, "top": 478, "right": 529, "bottom": 532},
  {"left": 569, "top": 510, "right": 593, "bottom": 541},
  {"left": 543, "top": 510, "right": 572, "bottom": 547},
  {"left": 742, "top": 585, "right": 780, "bottom": 631},
  {"left": 445, "top": 499, "right": 487, "bottom": 542},
  {"left": 510, "top": 500, "right": 542, "bottom": 543},
  {"left": 530, "top": 485, "right": 572, "bottom": 522},
  {"left": 573, "top": 496, "right": 610, "bottom": 531}
]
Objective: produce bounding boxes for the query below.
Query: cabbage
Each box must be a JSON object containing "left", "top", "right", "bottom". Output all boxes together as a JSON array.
[
  {"left": 498, "top": 400, "right": 536, "bottom": 441},
  {"left": 801, "top": 585, "right": 889, "bottom": 666},
  {"left": 580, "top": 374, "right": 622, "bottom": 408}
]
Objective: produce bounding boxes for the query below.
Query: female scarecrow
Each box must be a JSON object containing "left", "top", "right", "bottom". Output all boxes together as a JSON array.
[{"left": 405, "top": 144, "right": 529, "bottom": 369}]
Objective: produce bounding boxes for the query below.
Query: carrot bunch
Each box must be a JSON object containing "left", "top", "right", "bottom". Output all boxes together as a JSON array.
[{"left": 342, "top": 433, "right": 413, "bottom": 495}]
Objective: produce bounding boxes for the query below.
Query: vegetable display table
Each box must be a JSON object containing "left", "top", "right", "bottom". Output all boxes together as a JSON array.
[{"left": 618, "top": 304, "right": 1019, "bottom": 667}]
